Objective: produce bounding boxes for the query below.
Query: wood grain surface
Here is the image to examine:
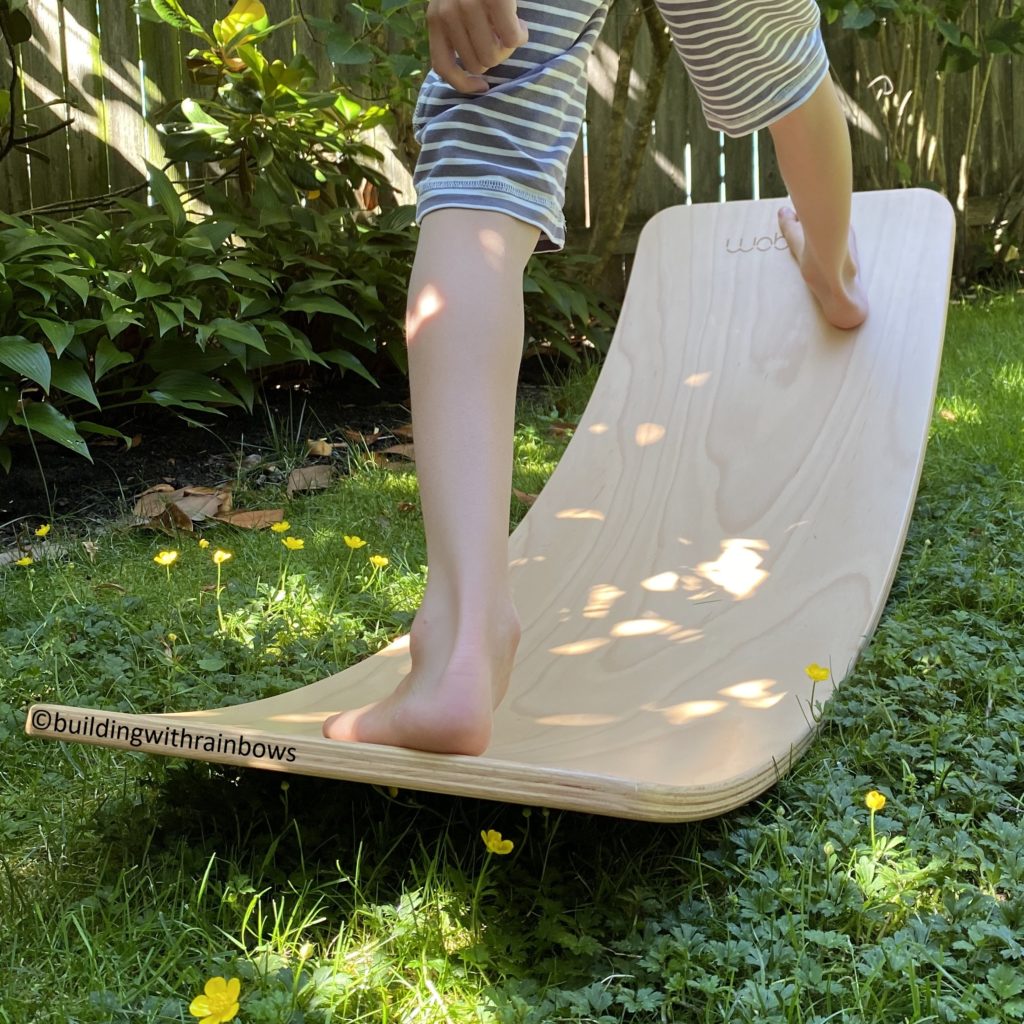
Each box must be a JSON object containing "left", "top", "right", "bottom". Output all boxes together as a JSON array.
[{"left": 27, "top": 189, "right": 955, "bottom": 821}]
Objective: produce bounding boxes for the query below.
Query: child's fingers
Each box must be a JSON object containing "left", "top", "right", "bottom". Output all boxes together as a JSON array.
[
  {"left": 493, "top": 11, "right": 529, "bottom": 50},
  {"left": 428, "top": 12, "right": 488, "bottom": 92},
  {"left": 427, "top": 0, "right": 527, "bottom": 93}
]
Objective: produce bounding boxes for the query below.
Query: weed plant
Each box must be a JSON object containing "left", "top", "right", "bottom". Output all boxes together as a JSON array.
[{"left": 1, "top": 293, "right": 1023, "bottom": 1023}]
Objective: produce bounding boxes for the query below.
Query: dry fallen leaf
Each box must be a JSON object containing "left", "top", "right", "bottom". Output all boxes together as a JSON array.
[
  {"left": 512, "top": 488, "right": 538, "bottom": 507},
  {"left": 307, "top": 438, "right": 335, "bottom": 457},
  {"left": 287, "top": 464, "right": 336, "bottom": 497},
  {"left": 342, "top": 427, "right": 382, "bottom": 447},
  {"left": 212, "top": 509, "right": 285, "bottom": 530},
  {"left": 377, "top": 443, "right": 416, "bottom": 462},
  {"left": 133, "top": 484, "right": 233, "bottom": 524},
  {"left": 150, "top": 503, "right": 194, "bottom": 534},
  {"left": 392, "top": 423, "right": 415, "bottom": 440},
  {"left": 547, "top": 419, "right": 578, "bottom": 438},
  {"left": 134, "top": 483, "right": 176, "bottom": 516},
  {"left": 93, "top": 581, "right": 127, "bottom": 593},
  {"left": 939, "top": 409, "right": 957, "bottom": 422},
  {"left": 396, "top": 501, "right": 418, "bottom": 513}
]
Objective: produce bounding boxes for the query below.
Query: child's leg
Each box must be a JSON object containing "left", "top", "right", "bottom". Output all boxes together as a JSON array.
[
  {"left": 322, "top": 207, "right": 540, "bottom": 755},
  {"left": 769, "top": 75, "right": 869, "bottom": 329},
  {"left": 655, "top": 0, "right": 867, "bottom": 328}
]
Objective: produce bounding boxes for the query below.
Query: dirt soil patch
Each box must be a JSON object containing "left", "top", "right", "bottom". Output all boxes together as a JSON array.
[{"left": 1, "top": 365, "right": 558, "bottom": 544}]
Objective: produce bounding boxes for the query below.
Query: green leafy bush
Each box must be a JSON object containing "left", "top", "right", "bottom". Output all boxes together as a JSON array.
[
  {"left": 0, "top": 169, "right": 418, "bottom": 471},
  {"left": 138, "top": 0, "right": 394, "bottom": 208},
  {"left": 0, "top": 0, "right": 620, "bottom": 472}
]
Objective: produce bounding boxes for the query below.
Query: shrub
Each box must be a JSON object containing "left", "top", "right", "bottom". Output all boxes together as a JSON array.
[{"left": 0, "top": 172, "right": 417, "bottom": 471}]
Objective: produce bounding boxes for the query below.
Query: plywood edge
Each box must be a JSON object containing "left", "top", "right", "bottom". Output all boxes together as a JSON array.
[{"left": 24, "top": 702, "right": 814, "bottom": 822}]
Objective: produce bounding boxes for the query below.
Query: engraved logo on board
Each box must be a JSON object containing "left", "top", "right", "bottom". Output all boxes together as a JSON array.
[{"left": 725, "top": 231, "right": 790, "bottom": 254}]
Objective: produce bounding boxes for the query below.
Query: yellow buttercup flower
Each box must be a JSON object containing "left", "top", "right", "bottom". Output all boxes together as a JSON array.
[
  {"left": 34, "top": 523, "right": 51, "bottom": 537},
  {"left": 199, "top": 539, "right": 210, "bottom": 549},
  {"left": 480, "top": 829, "right": 514, "bottom": 855},
  {"left": 213, "top": 550, "right": 232, "bottom": 565},
  {"left": 369, "top": 555, "right": 389, "bottom": 569},
  {"left": 15, "top": 556, "right": 32, "bottom": 566},
  {"left": 189, "top": 976, "right": 240, "bottom": 1024},
  {"left": 344, "top": 535, "right": 367, "bottom": 549},
  {"left": 154, "top": 550, "right": 179, "bottom": 567},
  {"left": 865, "top": 790, "right": 886, "bottom": 812},
  {"left": 271, "top": 521, "right": 290, "bottom": 533},
  {"left": 805, "top": 662, "right": 830, "bottom": 682},
  {"left": 282, "top": 537, "right": 304, "bottom": 550}
]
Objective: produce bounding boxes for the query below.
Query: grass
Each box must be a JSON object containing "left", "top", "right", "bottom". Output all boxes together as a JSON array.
[{"left": 2, "top": 290, "right": 1024, "bottom": 1024}]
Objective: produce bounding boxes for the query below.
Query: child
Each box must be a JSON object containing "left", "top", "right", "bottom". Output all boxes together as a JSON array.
[{"left": 323, "top": 0, "right": 869, "bottom": 754}]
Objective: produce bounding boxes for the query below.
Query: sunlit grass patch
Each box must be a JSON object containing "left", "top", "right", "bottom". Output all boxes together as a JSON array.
[{"left": 1, "top": 292, "right": 1023, "bottom": 1023}]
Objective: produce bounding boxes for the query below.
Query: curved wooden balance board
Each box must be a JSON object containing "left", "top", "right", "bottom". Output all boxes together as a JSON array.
[{"left": 27, "top": 189, "right": 954, "bottom": 821}]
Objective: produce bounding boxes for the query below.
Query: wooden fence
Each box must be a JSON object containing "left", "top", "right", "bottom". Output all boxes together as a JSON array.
[{"left": 3, "top": 0, "right": 1022, "bottom": 276}]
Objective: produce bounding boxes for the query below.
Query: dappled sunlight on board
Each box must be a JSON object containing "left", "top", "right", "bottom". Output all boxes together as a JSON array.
[{"left": 27, "top": 191, "right": 954, "bottom": 821}]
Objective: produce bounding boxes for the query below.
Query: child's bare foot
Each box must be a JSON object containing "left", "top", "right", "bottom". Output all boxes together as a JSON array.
[
  {"left": 321, "top": 594, "right": 521, "bottom": 755},
  {"left": 778, "top": 206, "right": 869, "bottom": 330}
]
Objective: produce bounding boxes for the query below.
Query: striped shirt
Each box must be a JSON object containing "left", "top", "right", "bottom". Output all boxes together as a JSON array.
[{"left": 412, "top": 0, "right": 828, "bottom": 252}]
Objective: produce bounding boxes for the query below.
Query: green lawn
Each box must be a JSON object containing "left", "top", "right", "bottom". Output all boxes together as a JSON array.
[{"left": 2, "top": 291, "right": 1023, "bottom": 1024}]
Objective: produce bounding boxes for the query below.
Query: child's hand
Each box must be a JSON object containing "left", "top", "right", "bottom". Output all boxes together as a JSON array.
[{"left": 427, "top": 0, "right": 529, "bottom": 93}]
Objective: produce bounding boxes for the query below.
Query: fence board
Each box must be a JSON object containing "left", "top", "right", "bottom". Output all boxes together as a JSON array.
[
  {"left": 0, "top": 0, "right": 1019, "bottom": 263},
  {"left": 653, "top": 46, "right": 692, "bottom": 207},
  {"left": 97, "top": 0, "right": 146, "bottom": 194},
  {"left": 0, "top": 47, "right": 32, "bottom": 214},
  {"left": 18, "top": 0, "right": 72, "bottom": 208},
  {"left": 260, "top": 0, "right": 296, "bottom": 65},
  {"left": 723, "top": 134, "right": 754, "bottom": 201},
  {"left": 138, "top": 1, "right": 187, "bottom": 189},
  {"left": 756, "top": 128, "right": 786, "bottom": 200},
  {"left": 62, "top": 0, "right": 108, "bottom": 205}
]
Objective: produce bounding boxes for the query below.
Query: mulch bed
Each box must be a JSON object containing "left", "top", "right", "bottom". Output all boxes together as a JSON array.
[{"left": 1, "top": 363, "right": 559, "bottom": 544}]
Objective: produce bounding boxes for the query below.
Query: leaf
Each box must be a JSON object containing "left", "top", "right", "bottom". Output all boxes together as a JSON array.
[
  {"left": 281, "top": 295, "right": 364, "bottom": 327},
  {"left": 377, "top": 205, "right": 418, "bottom": 233},
  {"left": 104, "top": 311, "right": 144, "bottom": 341},
  {"left": 377, "top": 443, "right": 415, "bottom": 462},
  {"left": 23, "top": 317, "right": 76, "bottom": 356},
  {"left": 325, "top": 28, "right": 374, "bottom": 66},
  {"left": 78, "top": 421, "right": 132, "bottom": 447},
  {"left": 218, "top": 260, "right": 275, "bottom": 288},
  {"left": 196, "top": 655, "right": 227, "bottom": 672},
  {"left": 841, "top": 4, "right": 875, "bottom": 30},
  {"left": 180, "top": 97, "right": 231, "bottom": 139},
  {"left": 180, "top": 265, "right": 229, "bottom": 285},
  {"left": 55, "top": 270, "right": 92, "bottom": 305},
  {"left": 331, "top": 91, "right": 364, "bottom": 120},
  {"left": 51, "top": 361, "right": 100, "bottom": 408},
  {"left": 151, "top": 502, "right": 195, "bottom": 533},
  {"left": 0, "top": 336, "right": 51, "bottom": 391},
  {"left": 13, "top": 401, "right": 91, "bottom": 460},
  {"left": 5, "top": 8, "right": 32, "bottom": 44},
  {"left": 131, "top": 273, "right": 173, "bottom": 301},
  {"left": 321, "top": 348, "right": 379, "bottom": 387},
  {"left": 147, "top": 370, "right": 247, "bottom": 408},
  {"left": 153, "top": 301, "right": 183, "bottom": 338},
  {"left": 306, "top": 438, "right": 335, "bottom": 457},
  {"left": 286, "top": 464, "right": 336, "bottom": 497},
  {"left": 0, "top": 442, "right": 10, "bottom": 473},
  {"left": 94, "top": 338, "right": 133, "bottom": 381},
  {"left": 198, "top": 318, "right": 268, "bottom": 353},
  {"left": 212, "top": 508, "right": 285, "bottom": 529},
  {"left": 987, "top": 964, "right": 1024, "bottom": 999},
  {"left": 145, "top": 161, "right": 187, "bottom": 233},
  {"left": 149, "top": 0, "right": 205, "bottom": 36}
]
